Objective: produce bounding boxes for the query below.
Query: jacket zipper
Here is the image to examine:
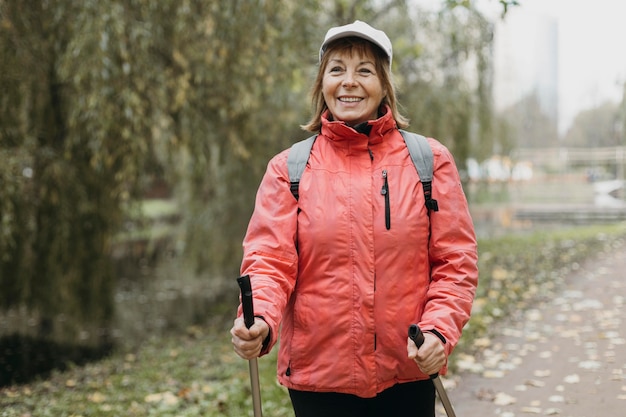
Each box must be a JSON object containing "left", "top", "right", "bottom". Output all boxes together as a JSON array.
[{"left": 381, "top": 169, "right": 390, "bottom": 230}]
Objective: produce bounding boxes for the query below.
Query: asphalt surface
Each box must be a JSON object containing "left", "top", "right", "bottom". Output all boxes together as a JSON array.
[{"left": 437, "top": 243, "right": 626, "bottom": 417}]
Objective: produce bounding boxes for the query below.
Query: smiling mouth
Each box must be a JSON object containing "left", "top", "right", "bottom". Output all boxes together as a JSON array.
[{"left": 339, "top": 97, "right": 363, "bottom": 103}]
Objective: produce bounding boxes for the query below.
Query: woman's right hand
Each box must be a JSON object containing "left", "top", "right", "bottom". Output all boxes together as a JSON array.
[{"left": 230, "top": 316, "right": 270, "bottom": 360}]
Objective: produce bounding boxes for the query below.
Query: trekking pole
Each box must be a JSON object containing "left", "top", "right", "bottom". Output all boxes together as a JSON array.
[
  {"left": 409, "top": 324, "right": 457, "bottom": 417},
  {"left": 237, "top": 275, "right": 263, "bottom": 417}
]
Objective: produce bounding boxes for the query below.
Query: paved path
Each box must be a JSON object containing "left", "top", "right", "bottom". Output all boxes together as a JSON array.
[{"left": 437, "top": 244, "right": 626, "bottom": 417}]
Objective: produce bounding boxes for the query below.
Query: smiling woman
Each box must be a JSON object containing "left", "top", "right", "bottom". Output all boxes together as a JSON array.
[
  {"left": 230, "top": 20, "right": 478, "bottom": 417},
  {"left": 301, "top": 20, "right": 409, "bottom": 133},
  {"left": 321, "top": 42, "right": 386, "bottom": 126}
]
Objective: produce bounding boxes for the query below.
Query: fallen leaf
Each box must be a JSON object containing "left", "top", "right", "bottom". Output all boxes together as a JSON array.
[
  {"left": 88, "top": 392, "right": 106, "bottom": 403},
  {"left": 457, "top": 356, "right": 484, "bottom": 373},
  {"left": 534, "top": 369, "right": 551, "bottom": 378},
  {"left": 145, "top": 391, "right": 179, "bottom": 405},
  {"left": 4, "top": 389, "right": 19, "bottom": 398},
  {"left": 493, "top": 392, "right": 517, "bottom": 406},
  {"left": 492, "top": 266, "right": 509, "bottom": 280},
  {"left": 563, "top": 374, "right": 580, "bottom": 384},
  {"left": 525, "top": 309, "right": 542, "bottom": 321},
  {"left": 144, "top": 393, "right": 161, "bottom": 403},
  {"left": 178, "top": 387, "right": 191, "bottom": 399},
  {"left": 548, "top": 395, "right": 564, "bottom": 403},
  {"left": 502, "top": 328, "right": 524, "bottom": 338},
  {"left": 475, "top": 388, "right": 496, "bottom": 401},
  {"left": 521, "top": 406, "right": 542, "bottom": 414},
  {"left": 483, "top": 370, "right": 505, "bottom": 378},
  {"left": 473, "top": 337, "right": 491, "bottom": 348},
  {"left": 525, "top": 379, "right": 546, "bottom": 387},
  {"left": 544, "top": 408, "right": 562, "bottom": 415},
  {"left": 578, "top": 360, "right": 602, "bottom": 370}
]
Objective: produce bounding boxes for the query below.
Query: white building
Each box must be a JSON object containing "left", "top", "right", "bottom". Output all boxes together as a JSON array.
[{"left": 492, "top": 9, "right": 559, "bottom": 125}]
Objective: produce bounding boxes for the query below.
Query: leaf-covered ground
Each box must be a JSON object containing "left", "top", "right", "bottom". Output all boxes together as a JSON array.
[
  {"left": 1, "top": 223, "right": 625, "bottom": 417},
  {"left": 438, "top": 230, "right": 626, "bottom": 416}
]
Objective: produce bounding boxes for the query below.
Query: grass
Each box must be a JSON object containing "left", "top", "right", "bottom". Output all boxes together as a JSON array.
[{"left": 2, "top": 222, "right": 625, "bottom": 416}]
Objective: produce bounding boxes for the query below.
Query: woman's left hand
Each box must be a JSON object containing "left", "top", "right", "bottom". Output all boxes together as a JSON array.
[{"left": 407, "top": 332, "right": 446, "bottom": 376}]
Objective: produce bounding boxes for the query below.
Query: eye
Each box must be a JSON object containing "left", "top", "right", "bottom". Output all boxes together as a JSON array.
[
  {"left": 358, "top": 67, "right": 374, "bottom": 75},
  {"left": 329, "top": 66, "right": 344, "bottom": 73}
]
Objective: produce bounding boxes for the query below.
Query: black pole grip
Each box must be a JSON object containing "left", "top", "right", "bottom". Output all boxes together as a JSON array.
[
  {"left": 237, "top": 275, "right": 255, "bottom": 329},
  {"left": 408, "top": 324, "right": 425, "bottom": 348},
  {"left": 408, "top": 324, "right": 439, "bottom": 379}
]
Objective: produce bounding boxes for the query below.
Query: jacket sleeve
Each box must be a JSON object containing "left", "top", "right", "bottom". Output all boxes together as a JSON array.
[
  {"left": 238, "top": 150, "right": 299, "bottom": 355},
  {"left": 418, "top": 140, "right": 478, "bottom": 357}
]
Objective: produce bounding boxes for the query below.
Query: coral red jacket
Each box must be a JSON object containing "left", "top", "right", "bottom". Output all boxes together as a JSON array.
[{"left": 239, "top": 108, "right": 478, "bottom": 398}]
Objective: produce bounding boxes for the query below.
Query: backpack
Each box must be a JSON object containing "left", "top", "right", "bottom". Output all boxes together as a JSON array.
[{"left": 287, "top": 129, "right": 439, "bottom": 212}]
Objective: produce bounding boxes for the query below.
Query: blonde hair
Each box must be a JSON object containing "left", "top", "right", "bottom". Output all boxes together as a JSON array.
[{"left": 301, "top": 37, "right": 409, "bottom": 133}]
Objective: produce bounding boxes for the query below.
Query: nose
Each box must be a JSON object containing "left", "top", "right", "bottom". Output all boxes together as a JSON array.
[{"left": 342, "top": 72, "right": 357, "bottom": 88}]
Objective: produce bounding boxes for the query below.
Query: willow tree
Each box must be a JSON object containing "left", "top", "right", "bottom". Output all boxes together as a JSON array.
[
  {"left": 0, "top": 0, "right": 167, "bottom": 340},
  {"left": 0, "top": 0, "right": 320, "bottom": 341},
  {"left": 167, "top": 0, "right": 320, "bottom": 276}
]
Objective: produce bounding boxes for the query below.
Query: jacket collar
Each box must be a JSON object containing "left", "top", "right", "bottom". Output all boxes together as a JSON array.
[{"left": 319, "top": 105, "right": 397, "bottom": 149}]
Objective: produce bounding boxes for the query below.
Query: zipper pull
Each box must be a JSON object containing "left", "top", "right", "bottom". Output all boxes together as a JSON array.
[
  {"left": 380, "top": 170, "right": 388, "bottom": 195},
  {"left": 381, "top": 170, "right": 390, "bottom": 230}
]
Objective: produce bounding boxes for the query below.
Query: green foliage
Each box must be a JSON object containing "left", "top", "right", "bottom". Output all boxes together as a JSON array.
[
  {"left": 445, "top": 0, "right": 520, "bottom": 17},
  {"left": 563, "top": 100, "right": 622, "bottom": 147},
  {"left": 0, "top": 0, "right": 321, "bottom": 338},
  {"left": 0, "top": 0, "right": 128, "bottom": 333},
  {"left": 499, "top": 92, "right": 559, "bottom": 150},
  {"left": 166, "top": 0, "right": 320, "bottom": 276},
  {"left": 0, "top": 0, "right": 512, "bottom": 343}
]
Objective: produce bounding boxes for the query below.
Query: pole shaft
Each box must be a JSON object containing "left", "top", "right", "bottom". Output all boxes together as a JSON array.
[
  {"left": 432, "top": 376, "right": 457, "bottom": 417},
  {"left": 249, "top": 359, "right": 263, "bottom": 417},
  {"left": 238, "top": 275, "right": 263, "bottom": 417}
]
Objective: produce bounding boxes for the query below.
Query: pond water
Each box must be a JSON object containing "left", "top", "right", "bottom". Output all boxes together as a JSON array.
[{"left": 0, "top": 256, "right": 237, "bottom": 386}]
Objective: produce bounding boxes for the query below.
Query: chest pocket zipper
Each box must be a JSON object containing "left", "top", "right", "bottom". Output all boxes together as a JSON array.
[{"left": 381, "top": 170, "right": 390, "bottom": 230}]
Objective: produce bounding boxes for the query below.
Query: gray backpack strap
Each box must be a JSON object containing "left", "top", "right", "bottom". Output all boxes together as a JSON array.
[
  {"left": 287, "top": 135, "right": 317, "bottom": 200},
  {"left": 399, "top": 129, "right": 439, "bottom": 212}
]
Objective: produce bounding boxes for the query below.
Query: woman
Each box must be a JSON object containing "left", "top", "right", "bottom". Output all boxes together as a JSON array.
[{"left": 231, "top": 20, "right": 478, "bottom": 417}]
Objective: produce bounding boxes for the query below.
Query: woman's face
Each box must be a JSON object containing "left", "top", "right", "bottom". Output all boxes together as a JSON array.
[{"left": 322, "top": 49, "right": 386, "bottom": 127}]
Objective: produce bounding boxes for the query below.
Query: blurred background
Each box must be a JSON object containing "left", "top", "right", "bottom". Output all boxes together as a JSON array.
[{"left": 1, "top": 0, "right": 624, "bottom": 386}]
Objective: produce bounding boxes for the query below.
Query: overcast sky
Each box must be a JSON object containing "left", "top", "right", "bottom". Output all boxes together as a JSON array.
[
  {"left": 416, "top": 0, "right": 626, "bottom": 133},
  {"left": 486, "top": 0, "right": 626, "bottom": 132}
]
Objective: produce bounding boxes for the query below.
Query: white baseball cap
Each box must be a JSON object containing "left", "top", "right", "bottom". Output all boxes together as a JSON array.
[{"left": 319, "top": 20, "right": 393, "bottom": 66}]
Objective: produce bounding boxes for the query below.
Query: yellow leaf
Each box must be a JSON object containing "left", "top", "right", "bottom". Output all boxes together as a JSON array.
[{"left": 88, "top": 392, "right": 106, "bottom": 403}]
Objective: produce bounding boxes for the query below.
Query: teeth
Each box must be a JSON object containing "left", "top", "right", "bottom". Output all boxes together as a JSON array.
[{"left": 339, "top": 97, "right": 362, "bottom": 102}]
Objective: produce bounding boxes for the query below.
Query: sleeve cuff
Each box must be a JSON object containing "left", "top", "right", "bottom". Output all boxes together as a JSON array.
[{"left": 425, "top": 328, "right": 447, "bottom": 345}]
